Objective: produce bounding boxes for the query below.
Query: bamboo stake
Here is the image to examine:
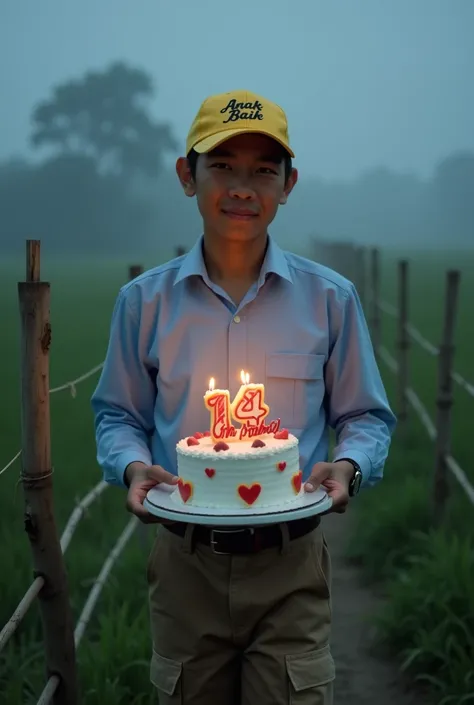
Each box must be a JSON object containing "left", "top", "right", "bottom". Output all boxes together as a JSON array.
[
  {"left": 397, "top": 260, "right": 409, "bottom": 422},
  {"left": 433, "top": 270, "right": 460, "bottom": 525},
  {"left": 18, "top": 240, "right": 78, "bottom": 705},
  {"left": 0, "top": 576, "right": 45, "bottom": 650},
  {"left": 128, "top": 264, "right": 144, "bottom": 280},
  {"left": 370, "top": 248, "right": 381, "bottom": 359},
  {"left": 357, "top": 246, "right": 366, "bottom": 310}
]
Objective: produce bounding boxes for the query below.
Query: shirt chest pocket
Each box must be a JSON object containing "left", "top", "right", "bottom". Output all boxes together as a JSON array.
[{"left": 265, "top": 353, "right": 326, "bottom": 431}]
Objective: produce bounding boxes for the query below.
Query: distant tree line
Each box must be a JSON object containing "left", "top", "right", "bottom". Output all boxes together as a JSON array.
[{"left": 1, "top": 61, "right": 473, "bottom": 256}]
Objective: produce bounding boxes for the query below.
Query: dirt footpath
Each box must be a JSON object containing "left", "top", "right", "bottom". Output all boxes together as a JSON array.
[{"left": 323, "top": 511, "right": 426, "bottom": 705}]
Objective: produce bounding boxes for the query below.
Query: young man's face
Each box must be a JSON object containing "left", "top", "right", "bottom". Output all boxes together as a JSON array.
[{"left": 177, "top": 133, "right": 297, "bottom": 243}]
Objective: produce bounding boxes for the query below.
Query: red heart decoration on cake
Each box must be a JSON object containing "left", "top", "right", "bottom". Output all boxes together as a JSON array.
[
  {"left": 193, "top": 431, "right": 204, "bottom": 439},
  {"left": 186, "top": 437, "right": 200, "bottom": 446},
  {"left": 291, "top": 470, "right": 303, "bottom": 494},
  {"left": 205, "top": 467, "right": 215, "bottom": 478},
  {"left": 277, "top": 461, "right": 287, "bottom": 472},
  {"left": 274, "top": 429, "right": 289, "bottom": 440},
  {"left": 251, "top": 439, "right": 266, "bottom": 448},
  {"left": 213, "top": 441, "right": 229, "bottom": 452},
  {"left": 238, "top": 483, "right": 261, "bottom": 505},
  {"left": 178, "top": 478, "right": 193, "bottom": 502}
]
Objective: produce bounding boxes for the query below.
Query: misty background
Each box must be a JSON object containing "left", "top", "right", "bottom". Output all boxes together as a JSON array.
[{"left": 1, "top": 0, "right": 473, "bottom": 258}]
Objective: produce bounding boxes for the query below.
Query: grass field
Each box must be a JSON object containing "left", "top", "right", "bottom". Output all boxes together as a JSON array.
[{"left": 0, "top": 246, "right": 473, "bottom": 704}]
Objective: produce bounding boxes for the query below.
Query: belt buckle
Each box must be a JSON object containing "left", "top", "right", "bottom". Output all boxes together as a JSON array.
[{"left": 210, "top": 527, "right": 255, "bottom": 555}]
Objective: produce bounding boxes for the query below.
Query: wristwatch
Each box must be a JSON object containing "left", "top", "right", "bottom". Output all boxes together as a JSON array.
[{"left": 336, "top": 458, "right": 363, "bottom": 497}]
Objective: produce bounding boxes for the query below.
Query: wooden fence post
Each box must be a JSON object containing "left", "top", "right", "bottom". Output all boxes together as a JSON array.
[
  {"left": 356, "top": 246, "right": 366, "bottom": 309},
  {"left": 18, "top": 240, "right": 78, "bottom": 704},
  {"left": 433, "top": 269, "right": 461, "bottom": 525},
  {"left": 397, "top": 260, "right": 409, "bottom": 423},
  {"left": 370, "top": 248, "right": 381, "bottom": 359},
  {"left": 128, "top": 264, "right": 143, "bottom": 280}
]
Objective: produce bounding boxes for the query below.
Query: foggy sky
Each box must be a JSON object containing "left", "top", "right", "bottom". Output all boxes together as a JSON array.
[{"left": 1, "top": 0, "right": 473, "bottom": 181}]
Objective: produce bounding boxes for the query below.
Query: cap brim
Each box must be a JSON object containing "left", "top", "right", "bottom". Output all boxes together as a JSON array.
[{"left": 192, "top": 127, "right": 295, "bottom": 158}]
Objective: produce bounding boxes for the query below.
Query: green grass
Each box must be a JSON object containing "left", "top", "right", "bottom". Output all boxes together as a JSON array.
[
  {"left": 349, "top": 249, "right": 474, "bottom": 704},
  {"left": 1, "top": 246, "right": 473, "bottom": 704},
  {"left": 0, "top": 257, "right": 161, "bottom": 704}
]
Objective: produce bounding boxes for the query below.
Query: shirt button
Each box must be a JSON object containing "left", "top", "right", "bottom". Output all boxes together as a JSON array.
[{"left": 233, "top": 315, "right": 241, "bottom": 323}]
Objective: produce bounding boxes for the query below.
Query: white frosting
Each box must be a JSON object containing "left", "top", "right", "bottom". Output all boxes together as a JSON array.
[{"left": 175, "top": 433, "right": 302, "bottom": 509}]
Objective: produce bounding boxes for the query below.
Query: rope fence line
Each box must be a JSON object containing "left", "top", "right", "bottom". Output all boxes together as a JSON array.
[
  {"left": 0, "top": 243, "right": 147, "bottom": 704},
  {"left": 378, "top": 345, "right": 474, "bottom": 503},
  {"left": 312, "top": 240, "right": 474, "bottom": 520},
  {"left": 378, "top": 298, "right": 473, "bottom": 395},
  {"left": 3, "top": 239, "right": 472, "bottom": 702},
  {"left": 0, "top": 362, "right": 104, "bottom": 479},
  {"left": 0, "top": 479, "right": 110, "bottom": 651},
  {"left": 36, "top": 516, "right": 139, "bottom": 705}
]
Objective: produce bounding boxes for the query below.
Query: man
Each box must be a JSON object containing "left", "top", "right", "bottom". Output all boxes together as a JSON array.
[{"left": 91, "top": 89, "right": 396, "bottom": 704}]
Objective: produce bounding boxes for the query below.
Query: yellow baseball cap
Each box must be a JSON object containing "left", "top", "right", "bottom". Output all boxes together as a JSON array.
[{"left": 186, "top": 89, "right": 295, "bottom": 158}]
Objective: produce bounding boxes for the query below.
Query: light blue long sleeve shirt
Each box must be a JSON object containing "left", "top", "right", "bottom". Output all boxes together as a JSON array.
[{"left": 91, "top": 235, "right": 396, "bottom": 489}]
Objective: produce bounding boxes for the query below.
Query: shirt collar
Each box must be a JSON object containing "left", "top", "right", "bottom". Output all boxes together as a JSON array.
[{"left": 174, "top": 234, "right": 293, "bottom": 286}]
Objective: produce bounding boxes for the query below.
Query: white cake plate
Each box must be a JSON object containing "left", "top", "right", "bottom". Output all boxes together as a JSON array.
[{"left": 143, "top": 484, "right": 333, "bottom": 526}]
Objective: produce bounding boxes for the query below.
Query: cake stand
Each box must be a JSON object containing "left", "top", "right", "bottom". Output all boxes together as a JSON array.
[{"left": 143, "top": 484, "right": 333, "bottom": 527}]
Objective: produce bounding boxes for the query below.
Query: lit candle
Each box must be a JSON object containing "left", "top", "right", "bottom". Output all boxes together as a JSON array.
[
  {"left": 231, "top": 370, "right": 270, "bottom": 429},
  {"left": 203, "top": 377, "right": 234, "bottom": 442}
]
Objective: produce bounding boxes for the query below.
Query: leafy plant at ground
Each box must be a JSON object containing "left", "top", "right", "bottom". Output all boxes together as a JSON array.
[
  {"left": 375, "top": 529, "right": 474, "bottom": 703},
  {"left": 348, "top": 418, "right": 474, "bottom": 704}
]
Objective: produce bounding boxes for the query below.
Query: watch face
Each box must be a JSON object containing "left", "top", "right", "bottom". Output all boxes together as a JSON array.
[{"left": 351, "top": 471, "right": 362, "bottom": 496}]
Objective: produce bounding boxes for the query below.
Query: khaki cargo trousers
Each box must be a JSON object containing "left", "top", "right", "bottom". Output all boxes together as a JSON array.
[{"left": 147, "top": 520, "right": 335, "bottom": 704}]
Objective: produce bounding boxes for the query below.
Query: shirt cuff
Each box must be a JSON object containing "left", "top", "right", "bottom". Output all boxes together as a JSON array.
[
  {"left": 117, "top": 450, "right": 152, "bottom": 488},
  {"left": 332, "top": 449, "right": 372, "bottom": 486}
]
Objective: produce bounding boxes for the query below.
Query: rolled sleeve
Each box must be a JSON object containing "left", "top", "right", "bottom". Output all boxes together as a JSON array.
[
  {"left": 326, "top": 284, "right": 397, "bottom": 488},
  {"left": 91, "top": 289, "right": 156, "bottom": 488}
]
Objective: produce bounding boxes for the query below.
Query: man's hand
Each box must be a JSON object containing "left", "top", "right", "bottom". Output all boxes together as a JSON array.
[
  {"left": 304, "top": 461, "right": 355, "bottom": 514},
  {"left": 125, "top": 461, "right": 179, "bottom": 524}
]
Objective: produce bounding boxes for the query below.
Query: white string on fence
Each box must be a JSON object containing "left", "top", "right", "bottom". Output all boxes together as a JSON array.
[
  {"left": 0, "top": 362, "right": 104, "bottom": 479},
  {"left": 36, "top": 675, "right": 60, "bottom": 705},
  {"left": 378, "top": 298, "right": 474, "bottom": 398},
  {"left": 377, "top": 300, "right": 398, "bottom": 317},
  {"left": 35, "top": 517, "right": 138, "bottom": 705},
  {"left": 0, "top": 576, "right": 45, "bottom": 651},
  {"left": 406, "top": 323, "right": 439, "bottom": 357},
  {"left": 445, "top": 456, "right": 474, "bottom": 506},
  {"left": 60, "top": 481, "right": 108, "bottom": 554},
  {"left": 451, "top": 371, "right": 474, "bottom": 400},
  {"left": 379, "top": 345, "right": 474, "bottom": 505},
  {"left": 0, "top": 450, "right": 22, "bottom": 478},
  {"left": 49, "top": 363, "right": 104, "bottom": 395},
  {"left": 379, "top": 347, "right": 437, "bottom": 441},
  {"left": 0, "top": 481, "right": 110, "bottom": 654},
  {"left": 74, "top": 516, "right": 138, "bottom": 648}
]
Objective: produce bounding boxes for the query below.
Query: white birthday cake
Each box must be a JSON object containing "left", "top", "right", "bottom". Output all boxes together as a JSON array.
[{"left": 173, "top": 373, "right": 303, "bottom": 510}]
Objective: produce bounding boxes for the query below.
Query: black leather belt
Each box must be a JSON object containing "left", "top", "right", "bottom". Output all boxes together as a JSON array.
[{"left": 164, "top": 516, "right": 320, "bottom": 555}]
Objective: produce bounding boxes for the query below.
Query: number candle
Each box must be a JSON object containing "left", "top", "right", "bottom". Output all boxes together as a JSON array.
[
  {"left": 203, "top": 377, "right": 234, "bottom": 442},
  {"left": 204, "top": 372, "right": 280, "bottom": 443},
  {"left": 231, "top": 370, "right": 270, "bottom": 428}
]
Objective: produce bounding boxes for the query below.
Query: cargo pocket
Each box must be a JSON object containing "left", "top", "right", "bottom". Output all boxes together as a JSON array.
[
  {"left": 265, "top": 352, "right": 326, "bottom": 429},
  {"left": 150, "top": 650, "right": 182, "bottom": 703},
  {"left": 285, "top": 644, "right": 335, "bottom": 704}
]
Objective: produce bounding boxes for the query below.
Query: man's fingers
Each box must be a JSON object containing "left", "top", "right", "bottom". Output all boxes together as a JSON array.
[
  {"left": 147, "top": 465, "right": 179, "bottom": 486},
  {"left": 126, "top": 492, "right": 151, "bottom": 519},
  {"left": 325, "top": 484, "right": 349, "bottom": 513},
  {"left": 304, "top": 462, "right": 333, "bottom": 492}
]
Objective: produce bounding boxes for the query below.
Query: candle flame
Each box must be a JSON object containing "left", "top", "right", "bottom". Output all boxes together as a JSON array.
[
  {"left": 240, "top": 369, "right": 250, "bottom": 385},
  {"left": 209, "top": 377, "right": 215, "bottom": 391}
]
